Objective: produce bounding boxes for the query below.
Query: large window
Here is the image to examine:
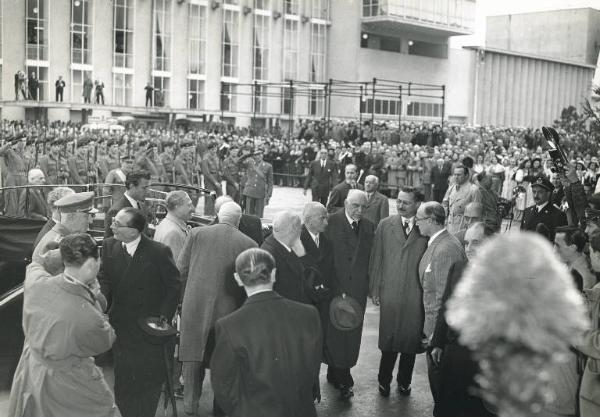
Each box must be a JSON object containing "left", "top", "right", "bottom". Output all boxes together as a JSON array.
[
  {"left": 285, "top": 0, "right": 298, "bottom": 15},
  {"left": 406, "top": 102, "right": 442, "bottom": 118},
  {"left": 222, "top": 9, "right": 239, "bottom": 78},
  {"left": 362, "top": 0, "right": 380, "bottom": 17},
  {"left": 312, "top": 0, "right": 328, "bottom": 19},
  {"left": 254, "top": 0, "right": 270, "bottom": 10},
  {"left": 71, "top": 69, "right": 92, "bottom": 103},
  {"left": 113, "top": 73, "right": 133, "bottom": 106},
  {"left": 71, "top": 0, "right": 92, "bottom": 65},
  {"left": 253, "top": 14, "right": 270, "bottom": 81},
  {"left": 113, "top": 0, "right": 134, "bottom": 68},
  {"left": 283, "top": 19, "right": 298, "bottom": 80},
  {"left": 188, "top": 4, "right": 206, "bottom": 75},
  {"left": 253, "top": 84, "right": 266, "bottom": 114},
  {"left": 221, "top": 83, "right": 237, "bottom": 112},
  {"left": 310, "top": 89, "right": 324, "bottom": 116},
  {"left": 361, "top": 98, "right": 400, "bottom": 116},
  {"left": 26, "top": 66, "right": 47, "bottom": 101},
  {"left": 153, "top": 76, "right": 169, "bottom": 106},
  {"left": 188, "top": 79, "right": 204, "bottom": 110},
  {"left": 281, "top": 87, "right": 293, "bottom": 115},
  {"left": 26, "top": 0, "right": 48, "bottom": 61},
  {"left": 309, "top": 23, "right": 326, "bottom": 82},
  {"left": 153, "top": 0, "right": 171, "bottom": 72}
]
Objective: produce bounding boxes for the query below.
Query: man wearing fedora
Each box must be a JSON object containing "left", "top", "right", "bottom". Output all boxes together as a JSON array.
[
  {"left": 98, "top": 208, "right": 180, "bottom": 417},
  {"left": 521, "top": 175, "right": 567, "bottom": 241},
  {"left": 370, "top": 186, "right": 429, "bottom": 398},
  {"left": 211, "top": 248, "right": 322, "bottom": 417},
  {"left": 324, "top": 189, "right": 375, "bottom": 400}
]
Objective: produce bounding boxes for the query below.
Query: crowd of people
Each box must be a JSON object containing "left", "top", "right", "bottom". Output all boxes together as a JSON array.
[{"left": 3, "top": 111, "right": 600, "bottom": 417}]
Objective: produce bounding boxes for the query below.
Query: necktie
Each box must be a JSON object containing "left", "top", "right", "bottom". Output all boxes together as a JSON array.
[
  {"left": 321, "top": 161, "right": 325, "bottom": 168},
  {"left": 351, "top": 221, "right": 359, "bottom": 236},
  {"left": 403, "top": 220, "right": 410, "bottom": 235},
  {"left": 533, "top": 206, "right": 539, "bottom": 215},
  {"left": 122, "top": 242, "right": 131, "bottom": 258},
  {"left": 314, "top": 234, "right": 320, "bottom": 248}
]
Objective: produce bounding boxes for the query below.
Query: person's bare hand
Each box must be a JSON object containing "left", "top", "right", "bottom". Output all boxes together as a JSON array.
[
  {"left": 431, "top": 347, "right": 443, "bottom": 365},
  {"left": 371, "top": 296, "right": 380, "bottom": 306}
]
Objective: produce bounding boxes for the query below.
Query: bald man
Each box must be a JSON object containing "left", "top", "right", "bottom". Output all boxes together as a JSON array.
[
  {"left": 19, "top": 169, "right": 50, "bottom": 220},
  {"left": 453, "top": 202, "right": 482, "bottom": 245},
  {"left": 213, "top": 196, "right": 264, "bottom": 245},
  {"left": 177, "top": 201, "right": 258, "bottom": 416},
  {"left": 324, "top": 189, "right": 375, "bottom": 399},
  {"left": 261, "top": 211, "right": 311, "bottom": 305}
]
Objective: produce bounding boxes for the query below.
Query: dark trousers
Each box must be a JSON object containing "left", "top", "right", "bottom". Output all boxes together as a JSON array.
[
  {"left": 55, "top": 89, "right": 63, "bottom": 102},
  {"left": 244, "top": 195, "right": 265, "bottom": 218},
  {"left": 113, "top": 340, "right": 165, "bottom": 417},
  {"left": 427, "top": 350, "right": 443, "bottom": 417},
  {"left": 433, "top": 187, "right": 447, "bottom": 203},
  {"left": 96, "top": 92, "right": 104, "bottom": 104},
  {"left": 146, "top": 95, "right": 152, "bottom": 107},
  {"left": 312, "top": 191, "right": 328, "bottom": 206},
  {"left": 327, "top": 366, "right": 354, "bottom": 388},
  {"left": 378, "top": 351, "right": 416, "bottom": 387}
]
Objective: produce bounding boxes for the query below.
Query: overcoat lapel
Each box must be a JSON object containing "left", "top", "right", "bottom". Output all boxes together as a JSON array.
[{"left": 116, "top": 236, "right": 147, "bottom": 294}]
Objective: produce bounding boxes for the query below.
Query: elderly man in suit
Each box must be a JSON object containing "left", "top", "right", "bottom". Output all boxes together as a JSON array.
[
  {"left": 326, "top": 164, "right": 363, "bottom": 214},
  {"left": 325, "top": 189, "right": 375, "bottom": 399},
  {"left": 416, "top": 201, "right": 467, "bottom": 415},
  {"left": 213, "top": 196, "right": 264, "bottom": 245},
  {"left": 18, "top": 168, "right": 49, "bottom": 220},
  {"left": 304, "top": 148, "right": 337, "bottom": 205},
  {"left": 211, "top": 248, "right": 322, "bottom": 417},
  {"left": 98, "top": 208, "right": 180, "bottom": 417},
  {"left": 104, "top": 170, "right": 150, "bottom": 238},
  {"left": 363, "top": 175, "right": 390, "bottom": 227},
  {"left": 261, "top": 211, "right": 310, "bottom": 304},
  {"left": 370, "top": 186, "right": 429, "bottom": 397},
  {"left": 521, "top": 175, "right": 567, "bottom": 242},
  {"left": 241, "top": 149, "right": 273, "bottom": 218},
  {"left": 177, "top": 202, "right": 257, "bottom": 416},
  {"left": 153, "top": 190, "right": 194, "bottom": 261}
]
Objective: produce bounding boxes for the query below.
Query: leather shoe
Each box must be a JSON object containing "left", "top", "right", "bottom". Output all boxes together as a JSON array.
[
  {"left": 397, "top": 384, "right": 412, "bottom": 396},
  {"left": 327, "top": 373, "right": 341, "bottom": 390},
  {"left": 340, "top": 386, "right": 354, "bottom": 400},
  {"left": 378, "top": 383, "right": 390, "bottom": 397}
]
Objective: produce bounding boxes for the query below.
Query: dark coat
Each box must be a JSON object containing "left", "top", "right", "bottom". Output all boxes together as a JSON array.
[
  {"left": 324, "top": 211, "right": 375, "bottom": 368},
  {"left": 304, "top": 159, "right": 337, "bottom": 198},
  {"left": 520, "top": 202, "right": 567, "bottom": 241},
  {"left": 299, "top": 225, "right": 337, "bottom": 291},
  {"left": 210, "top": 291, "right": 322, "bottom": 417},
  {"left": 369, "top": 215, "right": 428, "bottom": 353},
  {"left": 363, "top": 191, "right": 390, "bottom": 227},
  {"left": 261, "top": 235, "right": 311, "bottom": 305},
  {"left": 326, "top": 181, "right": 364, "bottom": 213},
  {"left": 18, "top": 188, "right": 49, "bottom": 220},
  {"left": 431, "top": 163, "right": 452, "bottom": 201}
]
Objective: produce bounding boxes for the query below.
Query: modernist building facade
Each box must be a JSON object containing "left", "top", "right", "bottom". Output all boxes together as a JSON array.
[{"left": 0, "top": 0, "right": 596, "bottom": 127}]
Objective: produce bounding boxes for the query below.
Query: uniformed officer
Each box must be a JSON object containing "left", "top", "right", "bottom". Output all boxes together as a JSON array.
[
  {"left": 39, "top": 138, "right": 70, "bottom": 185},
  {"left": 32, "top": 191, "right": 98, "bottom": 275},
  {"left": 174, "top": 140, "right": 196, "bottom": 185},
  {"left": 201, "top": 141, "right": 222, "bottom": 215},
  {"left": 221, "top": 145, "right": 241, "bottom": 203},
  {"left": 241, "top": 149, "right": 273, "bottom": 218},
  {"left": 521, "top": 175, "right": 567, "bottom": 241},
  {"left": 160, "top": 141, "right": 176, "bottom": 183},
  {"left": 98, "top": 139, "right": 121, "bottom": 181},
  {"left": 0, "top": 134, "right": 29, "bottom": 216},
  {"left": 68, "top": 137, "right": 93, "bottom": 184},
  {"left": 103, "top": 155, "right": 135, "bottom": 210},
  {"left": 442, "top": 165, "right": 482, "bottom": 234}
]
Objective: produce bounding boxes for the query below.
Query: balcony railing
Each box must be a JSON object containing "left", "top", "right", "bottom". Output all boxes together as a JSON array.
[{"left": 362, "top": 0, "right": 476, "bottom": 34}]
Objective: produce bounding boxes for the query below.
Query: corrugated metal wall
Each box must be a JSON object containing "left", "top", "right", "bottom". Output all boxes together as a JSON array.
[{"left": 475, "top": 50, "right": 594, "bottom": 127}]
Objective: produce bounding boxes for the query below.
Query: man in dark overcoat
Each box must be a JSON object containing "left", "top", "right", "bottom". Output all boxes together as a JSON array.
[
  {"left": 326, "top": 164, "right": 363, "bottom": 213},
  {"left": 304, "top": 148, "right": 337, "bottom": 205},
  {"left": 520, "top": 175, "right": 567, "bottom": 241},
  {"left": 325, "top": 189, "right": 375, "bottom": 399},
  {"left": 98, "top": 208, "right": 180, "bottom": 417},
  {"left": 369, "top": 186, "right": 429, "bottom": 397}
]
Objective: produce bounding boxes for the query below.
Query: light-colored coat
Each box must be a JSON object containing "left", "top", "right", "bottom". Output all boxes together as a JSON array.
[
  {"left": 576, "top": 284, "right": 600, "bottom": 416},
  {"left": 153, "top": 213, "right": 191, "bottom": 262},
  {"left": 177, "top": 223, "right": 257, "bottom": 362},
  {"left": 31, "top": 222, "right": 72, "bottom": 276},
  {"left": 8, "top": 264, "right": 117, "bottom": 417},
  {"left": 369, "top": 215, "right": 428, "bottom": 353},
  {"left": 418, "top": 230, "right": 466, "bottom": 340},
  {"left": 363, "top": 191, "right": 390, "bottom": 227}
]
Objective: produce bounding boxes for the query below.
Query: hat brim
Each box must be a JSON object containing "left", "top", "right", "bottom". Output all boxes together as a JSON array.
[{"left": 137, "top": 317, "right": 177, "bottom": 337}]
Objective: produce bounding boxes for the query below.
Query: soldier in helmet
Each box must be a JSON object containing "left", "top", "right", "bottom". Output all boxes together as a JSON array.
[{"left": 39, "top": 138, "right": 70, "bottom": 185}]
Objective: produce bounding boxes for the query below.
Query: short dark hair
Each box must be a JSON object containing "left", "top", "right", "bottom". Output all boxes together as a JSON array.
[
  {"left": 462, "top": 156, "right": 474, "bottom": 169},
  {"left": 235, "top": 248, "right": 275, "bottom": 287},
  {"left": 399, "top": 186, "right": 425, "bottom": 203},
  {"left": 422, "top": 202, "right": 446, "bottom": 225},
  {"left": 59, "top": 233, "right": 99, "bottom": 267},
  {"left": 454, "top": 165, "right": 469, "bottom": 176},
  {"left": 555, "top": 226, "right": 587, "bottom": 252},
  {"left": 120, "top": 207, "right": 147, "bottom": 232},
  {"left": 125, "top": 170, "right": 151, "bottom": 189}
]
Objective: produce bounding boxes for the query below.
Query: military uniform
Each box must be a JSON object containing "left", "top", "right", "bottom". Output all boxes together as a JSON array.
[
  {"left": 242, "top": 152, "right": 273, "bottom": 218},
  {"left": 68, "top": 140, "right": 94, "bottom": 184},
  {"left": 201, "top": 144, "right": 222, "bottom": 215},
  {"left": 98, "top": 141, "right": 120, "bottom": 181},
  {"left": 0, "top": 138, "right": 29, "bottom": 216},
  {"left": 160, "top": 149, "right": 175, "bottom": 183},
  {"left": 521, "top": 176, "right": 567, "bottom": 241},
  {"left": 39, "top": 140, "right": 70, "bottom": 185},
  {"left": 221, "top": 151, "right": 241, "bottom": 203},
  {"left": 174, "top": 146, "right": 196, "bottom": 185}
]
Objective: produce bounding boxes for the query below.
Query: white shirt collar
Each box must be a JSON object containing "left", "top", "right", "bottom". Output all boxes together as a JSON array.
[
  {"left": 246, "top": 288, "right": 274, "bottom": 297},
  {"left": 275, "top": 237, "right": 292, "bottom": 253},
  {"left": 123, "top": 235, "right": 142, "bottom": 256},
  {"left": 401, "top": 216, "right": 414, "bottom": 225},
  {"left": 345, "top": 212, "right": 356, "bottom": 225},
  {"left": 428, "top": 229, "right": 445, "bottom": 247},
  {"left": 124, "top": 192, "right": 139, "bottom": 209},
  {"left": 536, "top": 201, "right": 548, "bottom": 212}
]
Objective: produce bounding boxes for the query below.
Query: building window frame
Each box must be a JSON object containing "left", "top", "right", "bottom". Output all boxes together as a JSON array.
[
  {"left": 113, "top": 0, "right": 135, "bottom": 69},
  {"left": 309, "top": 23, "right": 326, "bottom": 83},
  {"left": 188, "top": 3, "right": 206, "bottom": 76},
  {"left": 283, "top": 18, "right": 299, "bottom": 81},
  {"left": 253, "top": 13, "right": 270, "bottom": 81},
  {"left": 152, "top": 0, "right": 172, "bottom": 72},
  {"left": 222, "top": 8, "right": 240, "bottom": 79},
  {"left": 70, "top": 0, "right": 93, "bottom": 66},
  {"left": 113, "top": 70, "right": 133, "bottom": 106},
  {"left": 188, "top": 78, "right": 204, "bottom": 110},
  {"left": 221, "top": 82, "right": 237, "bottom": 112},
  {"left": 26, "top": 0, "right": 49, "bottom": 62},
  {"left": 152, "top": 75, "right": 170, "bottom": 107}
]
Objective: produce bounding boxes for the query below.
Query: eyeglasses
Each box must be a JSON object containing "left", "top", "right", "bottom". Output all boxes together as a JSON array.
[{"left": 111, "top": 220, "right": 133, "bottom": 229}]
